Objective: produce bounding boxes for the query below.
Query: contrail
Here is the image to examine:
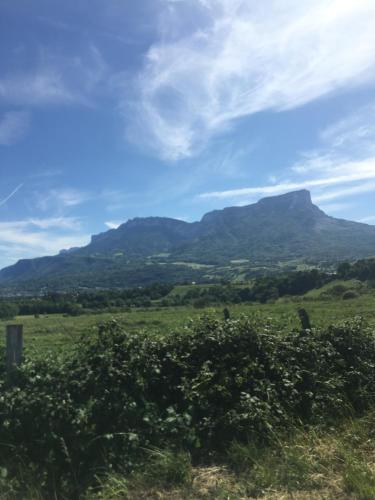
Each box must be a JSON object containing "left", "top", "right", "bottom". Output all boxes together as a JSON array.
[{"left": 0, "top": 183, "right": 24, "bottom": 207}]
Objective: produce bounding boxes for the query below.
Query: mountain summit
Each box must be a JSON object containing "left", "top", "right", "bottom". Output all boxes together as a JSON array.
[
  {"left": 1, "top": 190, "right": 375, "bottom": 290},
  {"left": 257, "top": 189, "right": 313, "bottom": 209}
]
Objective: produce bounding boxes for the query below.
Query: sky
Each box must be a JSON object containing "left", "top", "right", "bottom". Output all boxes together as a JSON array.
[{"left": 1, "top": 0, "right": 375, "bottom": 269}]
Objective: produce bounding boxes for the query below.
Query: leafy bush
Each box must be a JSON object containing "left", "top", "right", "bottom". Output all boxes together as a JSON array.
[
  {"left": 338, "top": 258, "right": 375, "bottom": 282},
  {"left": 0, "top": 316, "right": 374, "bottom": 497},
  {"left": 329, "top": 284, "right": 348, "bottom": 296},
  {"left": 0, "top": 302, "right": 19, "bottom": 319},
  {"left": 342, "top": 290, "right": 359, "bottom": 300}
]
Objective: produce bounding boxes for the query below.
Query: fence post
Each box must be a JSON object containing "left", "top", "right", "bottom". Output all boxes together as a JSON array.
[
  {"left": 6, "top": 324, "right": 23, "bottom": 372},
  {"left": 297, "top": 308, "right": 311, "bottom": 332}
]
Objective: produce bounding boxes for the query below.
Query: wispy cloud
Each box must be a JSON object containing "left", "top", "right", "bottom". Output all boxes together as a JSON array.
[
  {"left": 0, "top": 68, "right": 80, "bottom": 107},
  {"left": 36, "top": 15, "right": 138, "bottom": 46},
  {"left": 360, "top": 215, "right": 375, "bottom": 224},
  {"left": 0, "top": 46, "right": 108, "bottom": 108},
  {"left": 0, "top": 218, "right": 89, "bottom": 269},
  {"left": 0, "top": 217, "right": 81, "bottom": 232},
  {"left": 36, "top": 188, "right": 92, "bottom": 211},
  {"left": 199, "top": 164, "right": 375, "bottom": 200},
  {"left": 27, "top": 217, "right": 82, "bottom": 230},
  {"left": 104, "top": 220, "right": 123, "bottom": 229},
  {"left": 100, "top": 189, "right": 130, "bottom": 212},
  {"left": 0, "top": 111, "right": 30, "bottom": 145},
  {"left": 30, "top": 168, "right": 63, "bottom": 179},
  {"left": 130, "top": 0, "right": 375, "bottom": 159},
  {"left": 313, "top": 181, "right": 375, "bottom": 203},
  {"left": 199, "top": 103, "right": 375, "bottom": 205},
  {"left": 319, "top": 202, "right": 354, "bottom": 214},
  {"left": 0, "top": 184, "right": 24, "bottom": 208}
]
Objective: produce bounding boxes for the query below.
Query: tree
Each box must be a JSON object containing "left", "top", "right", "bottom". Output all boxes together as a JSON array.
[
  {"left": 337, "top": 262, "right": 351, "bottom": 279},
  {"left": 0, "top": 302, "right": 19, "bottom": 320}
]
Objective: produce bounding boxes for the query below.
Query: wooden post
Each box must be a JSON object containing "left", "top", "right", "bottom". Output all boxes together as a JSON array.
[
  {"left": 6, "top": 324, "right": 23, "bottom": 371},
  {"left": 298, "top": 308, "right": 311, "bottom": 331}
]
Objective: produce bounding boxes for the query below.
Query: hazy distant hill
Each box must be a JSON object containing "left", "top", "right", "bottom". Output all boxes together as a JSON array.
[{"left": 1, "top": 190, "right": 375, "bottom": 291}]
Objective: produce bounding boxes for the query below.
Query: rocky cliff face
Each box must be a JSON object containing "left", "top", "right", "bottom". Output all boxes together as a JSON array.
[{"left": 1, "top": 190, "right": 375, "bottom": 288}]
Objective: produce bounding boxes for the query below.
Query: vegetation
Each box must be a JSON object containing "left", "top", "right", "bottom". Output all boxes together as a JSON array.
[
  {"left": 0, "top": 302, "right": 19, "bottom": 320},
  {"left": 0, "top": 260, "right": 375, "bottom": 497},
  {"left": 160, "top": 270, "right": 332, "bottom": 307},
  {"left": 0, "top": 269, "right": 331, "bottom": 318},
  {"left": 2, "top": 281, "right": 375, "bottom": 355},
  {"left": 338, "top": 257, "right": 375, "bottom": 281},
  {"left": 5, "top": 254, "right": 375, "bottom": 318},
  {"left": 2, "top": 190, "right": 375, "bottom": 293},
  {"left": 0, "top": 283, "right": 173, "bottom": 319},
  {"left": 0, "top": 314, "right": 374, "bottom": 498}
]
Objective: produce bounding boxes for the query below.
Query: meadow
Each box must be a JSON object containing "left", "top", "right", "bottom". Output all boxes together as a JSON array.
[
  {"left": 1, "top": 287, "right": 375, "bottom": 354},
  {"left": 0, "top": 282, "right": 374, "bottom": 498}
]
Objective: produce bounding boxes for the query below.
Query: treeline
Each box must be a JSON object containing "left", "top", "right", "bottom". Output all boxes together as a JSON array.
[
  {"left": 6, "top": 258, "right": 375, "bottom": 318},
  {"left": 166, "top": 269, "right": 332, "bottom": 307},
  {"left": 248, "top": 268, "right": 331, "bottom": 302},
  {"left": 0, "top": 270, "right": 333, "bottom": 318},
  {"left": 0, "top": 283, "right": 173, "bottom": 319},
  {"left": 338, "top": 258, "right": 375, "bottom": 282}
]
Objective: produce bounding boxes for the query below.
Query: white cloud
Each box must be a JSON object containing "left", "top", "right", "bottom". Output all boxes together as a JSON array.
[
  {"left": 0, "top": 46, "right": 107, "bottom": 108},
  {"left": 53, "top": 189, "right": 90, "bottom": 207},
  {"left": 293, "top": 105, "right": 375, "bottom": 176},
  {"left": 320, "top": 106, "right": 375, "bottom": 154},
  {"left": 199, "top": 162, "right": 375, "bottom": 200},
  {"left": 130, "top": 0, "right": 375, "bottom": 159},
  {"left": 360, "top": 215, "right": 375, "bottom": 224},
  {"left": 0, "top": 218, "right": 89, "bottom": 269},
  {"left": 319, "top": 202, "right": 354, "bottom": 214},
  {"left": 28, "top": 217, "right": 82, "bottom": 230},
  {"left": 313, "top": 181, "right": 375, "bottom": 203},
  {"left": 105, "top": 220, "right": 123, "bottom": 229},
  {"left": 0, "top": 217, "right": 81, "bottom": 231},
  {"left": 199, "top": 103, "right": 375, "bottom": 204},
  {"left": 30, "top": 169, "right": 63, "bottom": 179},
  {"left": 0, "top": 111, "right": 30, "bottom": 145},
  {"left": 0, "top": 68, "right": 79, "bottom": 107},
  {"left": 36, "top": 188, "right": 91, "bottom": 211}
]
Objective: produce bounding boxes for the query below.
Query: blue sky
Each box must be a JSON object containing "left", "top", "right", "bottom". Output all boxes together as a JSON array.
[{"left": 1, "top": 0, "right": 375, "bottom": 269}]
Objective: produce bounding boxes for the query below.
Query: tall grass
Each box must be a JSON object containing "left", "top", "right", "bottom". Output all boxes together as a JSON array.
[
  {"left": 0, "top": 315, "right": 374, "bottom": 498},
  {"left": 88, "top": 411, "right": 375, "bottom": 499}
]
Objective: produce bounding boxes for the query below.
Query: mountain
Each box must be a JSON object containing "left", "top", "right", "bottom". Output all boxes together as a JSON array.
[
  {"left": 1, "top": 190, "right": 375, "bottom": 291},
  {"left": 87, "top": 217, "right": 197, "bottom": 257}
]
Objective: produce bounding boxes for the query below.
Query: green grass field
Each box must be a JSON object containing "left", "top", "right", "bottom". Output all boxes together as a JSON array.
[
  {"left": 1, "top": 286, "right": 375, "bottom": 498},
  {"left": 2, "top": 289, "right": 375, "bottom": 355}
]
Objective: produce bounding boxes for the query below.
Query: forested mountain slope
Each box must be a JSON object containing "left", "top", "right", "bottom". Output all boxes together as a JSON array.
[{"left": 1, "top": 190, "right": 375, "bottom": 290}]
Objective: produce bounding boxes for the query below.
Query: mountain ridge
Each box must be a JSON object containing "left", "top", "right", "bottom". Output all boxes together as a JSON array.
[{"left": 1, "top": 190, "right": 375, "bottom": 291}]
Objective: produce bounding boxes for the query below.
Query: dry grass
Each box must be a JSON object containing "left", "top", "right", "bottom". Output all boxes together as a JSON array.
[{"left": 89, "top": 412, "right": 375, "bottom": 500}]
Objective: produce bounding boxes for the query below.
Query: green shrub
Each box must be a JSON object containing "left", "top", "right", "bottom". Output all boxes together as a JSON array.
[
  {"left": 0, "top": 302, "right": 19, "bottom": 319},
  {"left": 342, "top": 290, "right": 359, "bottom": 300},
  {"left": 0, "top": 316, "right": 374, "bottom": 497}
]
